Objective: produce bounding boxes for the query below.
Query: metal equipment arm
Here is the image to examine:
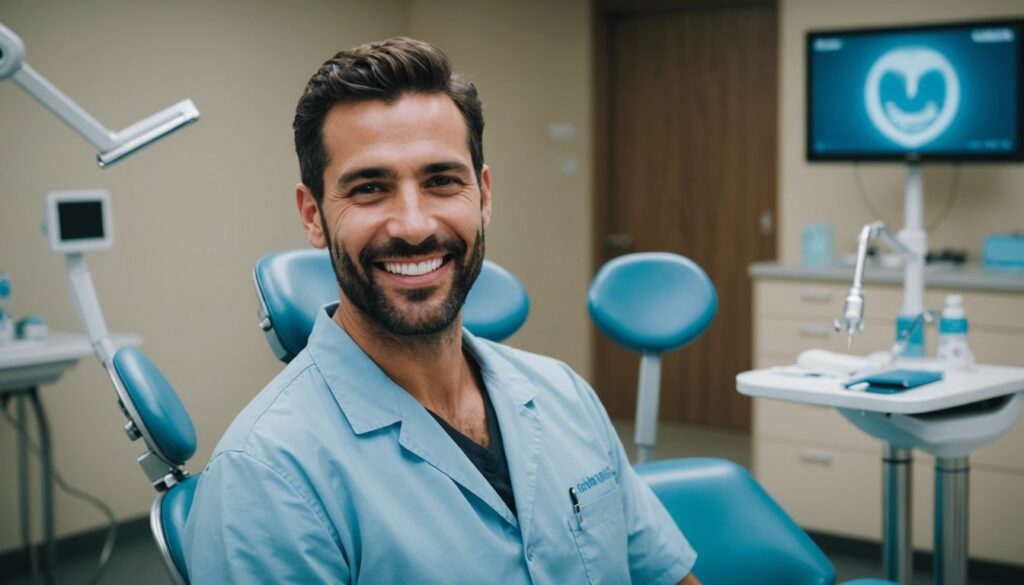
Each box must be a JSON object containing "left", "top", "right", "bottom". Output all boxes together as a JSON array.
[
  {"left": 835, "top": 220, "right": 923, "bottom": 348},
  {"left": 0, "top": 22, "right": 198, "bottom": 167}
]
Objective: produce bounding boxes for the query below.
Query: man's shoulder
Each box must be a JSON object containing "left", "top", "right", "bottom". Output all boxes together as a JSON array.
[{"left": 208, "top": 350, "right": 337, "bottom": 460}]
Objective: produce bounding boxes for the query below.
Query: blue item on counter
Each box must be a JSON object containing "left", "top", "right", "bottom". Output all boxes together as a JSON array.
[
  {"left": 844, "top": 369, "right": 944, "bottom": 394},
  {"left": 802, "top": 223, "right": 834, "bottom": 267},
  {"left": 983, "top": 234, "right": 1024, "bottom": 271},
  {"left": 16, "top": 315, "right": 48, "bottom": 341}
]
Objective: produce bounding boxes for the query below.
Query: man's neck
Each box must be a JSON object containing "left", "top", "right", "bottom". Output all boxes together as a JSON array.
[{"left": 333, "top": 303, "right": 474, "bottom": 418}]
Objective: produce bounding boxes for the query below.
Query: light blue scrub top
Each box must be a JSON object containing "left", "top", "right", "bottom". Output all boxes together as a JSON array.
[{"left": 184, "top": 306, "right": 695, "bottom": 584}]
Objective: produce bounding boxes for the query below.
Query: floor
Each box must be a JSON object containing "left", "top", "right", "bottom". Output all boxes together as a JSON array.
[{"left": 3, "top": 420, "right": 1019, "bottom": 585}]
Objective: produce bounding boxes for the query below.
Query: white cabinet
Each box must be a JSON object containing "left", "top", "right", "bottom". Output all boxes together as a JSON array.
[{"left": 751, "top": 278, "right": 1024, "bottom": 565}]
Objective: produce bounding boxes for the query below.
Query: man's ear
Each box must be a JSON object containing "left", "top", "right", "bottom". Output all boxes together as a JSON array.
[
  {"left": 296, "top": 184, "right": 327, "bottom": 249},
  {"left": 479, "top": 165, "right": 492, "bottom": 229}
]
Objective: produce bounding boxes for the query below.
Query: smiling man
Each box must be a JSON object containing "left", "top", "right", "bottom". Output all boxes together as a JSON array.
[{"left": 183, "top": 38, "right": 698, "bottom": 585}]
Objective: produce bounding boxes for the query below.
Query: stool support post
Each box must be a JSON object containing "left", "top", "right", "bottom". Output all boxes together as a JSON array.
[
  {"left": 935, "top": 456, "right": 969, "bottom": 585},
  {"left": 634, "top": 352, "right": 662, "bottom": 464},
  {"left": 27, "top": 389, "right": 57, "bottom": 585},
  {"left": 883, "top": 444, "right": 913, "bottom": 585}
]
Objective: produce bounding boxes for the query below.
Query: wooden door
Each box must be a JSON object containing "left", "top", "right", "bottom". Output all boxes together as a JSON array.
[{"left": 594, "top": 0, "right": 778, "bottom": 430}]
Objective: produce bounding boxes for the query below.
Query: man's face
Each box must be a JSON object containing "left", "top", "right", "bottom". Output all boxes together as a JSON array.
[{"left": 298, "top": 93, "right": 491, "bottom": 337}]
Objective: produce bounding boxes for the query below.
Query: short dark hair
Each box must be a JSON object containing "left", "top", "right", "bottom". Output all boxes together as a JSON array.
[{"left": 293, "top": 37, "right": 484, "bottom": 202}]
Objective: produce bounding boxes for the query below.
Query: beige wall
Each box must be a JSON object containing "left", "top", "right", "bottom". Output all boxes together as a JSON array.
[
  {"left": 780, "top": 0, "right": 1024, "bottom": 265},
  {"left": 0, "top": 0, "right": 591, "bottom": 550},
  {"left": 406, "top": 0, "right": 593, "bottom": 377}
]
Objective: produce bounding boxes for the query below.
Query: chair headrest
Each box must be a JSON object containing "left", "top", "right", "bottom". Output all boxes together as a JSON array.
[
  {"left": 588, "top": 252, "right": 717, "bottom": 353},
  {"left": 463, "top": 259, "right": 530, "bottom": 342},
  {"left": 253, "top": 249, "right": 335, "bottom": 363},
  {"left": 112, "top": 347, "right": 197, "bottom": 466},
  {"left": 254, "top": 250, "right": 531, "bottom": 362}
]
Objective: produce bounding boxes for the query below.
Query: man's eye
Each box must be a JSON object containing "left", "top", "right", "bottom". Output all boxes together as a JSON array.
[
  {"left": 350, "top": 184, "right": 382, "bottom": 196},
  {"left": 428, "top": 176, "right": 460, "bottom": 188}
]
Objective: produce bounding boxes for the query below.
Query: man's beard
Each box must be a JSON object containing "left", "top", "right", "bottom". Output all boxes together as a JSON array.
[{"left": 326, "top": 228, "right": 485, "bottom": 337}]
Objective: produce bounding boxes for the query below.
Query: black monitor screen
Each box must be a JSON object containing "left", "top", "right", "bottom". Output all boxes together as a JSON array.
[
  {"left": 58, "top": 201, "right": 105, "bottom": 241},
  {"left": 807, "top": 20, "right": 1024, "bottom": 161}
]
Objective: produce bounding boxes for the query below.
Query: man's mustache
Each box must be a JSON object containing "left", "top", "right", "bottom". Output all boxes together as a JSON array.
[{"left": 359, "top": 235, "right": 467, "bottom": 267}]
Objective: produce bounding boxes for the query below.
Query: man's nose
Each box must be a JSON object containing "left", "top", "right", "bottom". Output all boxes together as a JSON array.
[{"left": 385, "top": 183, "right": 438, "bottom": 245}]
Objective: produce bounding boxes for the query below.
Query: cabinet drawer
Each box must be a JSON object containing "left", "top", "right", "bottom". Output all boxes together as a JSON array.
[
  {"left": 756, "top": 280, "right": 903, "bottom": 322},
  {"left": 756, "top": 440, "right": 943, "bottom": 550},
  {"left": 757, "top": 280, "right": 1024, "bottom": 332},
  {"left": 755, "top": 317, "right": 896, "bottom": 359},
  {"left": 752, "top": 393, "right": 1024, "bottom": 472},
  {"left": 950, "top": 289, "right": 1024, "bottom": 331},
  {"left": 754, "top": 440, "right": 883, "bottom": 540},
  {"left": 753, "top": 398, "right": 875, "bottom": 451},
  {"left": 969, "top": 329, "right": 1024, "bottom": 367}
]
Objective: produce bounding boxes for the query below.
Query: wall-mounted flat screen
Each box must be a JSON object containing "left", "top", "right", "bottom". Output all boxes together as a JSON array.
[{"left": 807, "top": 19, "right": 1024, "bottom": 161}]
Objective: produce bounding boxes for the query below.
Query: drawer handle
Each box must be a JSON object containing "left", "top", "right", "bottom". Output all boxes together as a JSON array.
[
  {"left": 799, "top": 323, "right": 831, "bottom": 338},
  {"left": 800, "top": 288, "right": 832, "bottom": 303},
  {"left": 799, "top": 450, "right": 834, "bottom": 466}
]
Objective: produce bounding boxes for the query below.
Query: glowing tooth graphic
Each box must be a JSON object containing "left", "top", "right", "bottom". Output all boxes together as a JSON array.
[{"left": 864, "top": 47, "right": 960, "bottom": 148}]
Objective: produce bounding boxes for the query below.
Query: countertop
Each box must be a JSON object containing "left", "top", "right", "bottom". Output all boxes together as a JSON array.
[{"left": 749, "top": 262, "right": 1024, "bottom": 293}]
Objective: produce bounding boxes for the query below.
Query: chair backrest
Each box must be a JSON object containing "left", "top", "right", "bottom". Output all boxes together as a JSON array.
[
  {"left": 254, "top": 250, "right": 530, "bottom": 361},
  {"left": 637, "top": 458, "right": 836, "bottom": 585},
  {"left": 109, "top": 346, "right": 197, "bottom": 584},
  {"left": 588, "top": 252, "right": 717, "bottom": 354},
  {"left": 151, "top": 475, "right": 199, "bottom": 585},
  {"left": 111, "top": 347, "right": 197, "bottom": 478}
]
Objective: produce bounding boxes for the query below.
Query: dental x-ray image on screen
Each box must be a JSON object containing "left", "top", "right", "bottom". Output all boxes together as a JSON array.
[{"left": 807, "top": 19, "right": 1024, "bottom": 161}]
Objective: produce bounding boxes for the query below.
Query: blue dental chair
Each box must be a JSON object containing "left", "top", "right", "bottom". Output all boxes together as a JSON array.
[
  {"left": 104, "top": 251, "right": 531, "bottom": 585},
  {"left": 252, "top": 249, "right": 530, "bottom": 359},
  {"left": 589, "top": 252, "right": 893, "bottom": 585}
]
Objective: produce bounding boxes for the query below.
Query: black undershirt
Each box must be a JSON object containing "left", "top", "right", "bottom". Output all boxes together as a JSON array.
[{"left": 428, "top": 358, "right": 517, "bottom": 516}]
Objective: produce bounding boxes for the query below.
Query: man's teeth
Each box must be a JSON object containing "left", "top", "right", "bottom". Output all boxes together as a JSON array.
[{"left": 383, "top": 258, "right": 444, "bottom": 276}]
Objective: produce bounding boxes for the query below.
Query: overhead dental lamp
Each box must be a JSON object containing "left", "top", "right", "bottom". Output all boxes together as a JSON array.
[{"left": 0, "top": 22, "right": 199, "bottom": 167}]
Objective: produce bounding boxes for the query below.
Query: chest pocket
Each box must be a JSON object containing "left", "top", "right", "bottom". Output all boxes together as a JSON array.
[{"left": 567, "top": 485, "right": 631, "bottom": 585}]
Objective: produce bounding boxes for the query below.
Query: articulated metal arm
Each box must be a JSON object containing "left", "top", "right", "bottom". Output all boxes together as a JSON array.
[
  {"left": 0, "top": 22, "right": 198, "bottom": 167},
  {"left": 834, "top": 221, "right": 919, "bottom": 349}
]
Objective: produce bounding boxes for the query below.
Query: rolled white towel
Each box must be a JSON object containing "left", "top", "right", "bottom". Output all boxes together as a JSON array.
[{"left": 796, "top": 349, "right": 892, "bottom": 376}]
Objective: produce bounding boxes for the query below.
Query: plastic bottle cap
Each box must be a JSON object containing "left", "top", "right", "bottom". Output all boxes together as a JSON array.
[{"left": 941, "top": 294, "right": 967, "bottom": 329}]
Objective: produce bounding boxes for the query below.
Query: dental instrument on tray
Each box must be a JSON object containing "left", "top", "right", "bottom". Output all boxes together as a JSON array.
[{"left": 833, "top": 221, "right": 920, "bottom": 349}]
